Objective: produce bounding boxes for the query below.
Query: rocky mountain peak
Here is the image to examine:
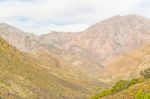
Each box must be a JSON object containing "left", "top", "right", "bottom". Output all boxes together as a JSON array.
[
  {"left": 0, "top": 15, "right": 150, "bottom": 65},
  {"left": 86, "top": 15, "right": 150, "bottom": 32},
  {"left": 0, "top": 22, "right": 24, "bottom": 33}
]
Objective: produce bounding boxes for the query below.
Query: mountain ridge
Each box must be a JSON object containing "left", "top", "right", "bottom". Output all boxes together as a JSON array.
[
  {"left": 0, "top": 15, "right": 150, "bottom": 99},
  {"left": 0, "top": 15, "right": 150, "bottom": 86},
  {"left": 0, "top": 15, "right": 150, "bottom": 77}
]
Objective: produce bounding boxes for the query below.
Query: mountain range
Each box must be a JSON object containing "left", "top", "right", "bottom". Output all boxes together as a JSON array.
[{"left": 0, "top": 15, "right": 150, "bottom": 99}]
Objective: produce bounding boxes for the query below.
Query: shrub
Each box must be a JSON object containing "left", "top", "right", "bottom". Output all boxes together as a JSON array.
[
  {"left": 135, "top": 91, "right": 150, "bottom": 99},
  {"left": 112, "top": 80, "right": 129, "bottom": 93},
  {"left": 128, "top": 78, "right": 139, "bottom": 86},
  {"left": 91, "top": 79, "right": 141, "bottom": 99},
  {"left": 135, "top": 91, "right": 144, "bottom": 99},
  {"left": 144, "top": 93, "right": 150, "bottom": 99},
  {"left": 91, "top": 89, "right": 112, "bottom": 99}
]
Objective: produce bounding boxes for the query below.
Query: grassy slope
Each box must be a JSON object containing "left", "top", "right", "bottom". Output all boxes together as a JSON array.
[
  {"left": 0, "top": 37, "right": 91, "bottom": 99},
  {"left": 91, "top": 43, "right": 150, "bottom": 99},
  {"left": 101, "top": 80, "right": 150, "bottom": 99}
]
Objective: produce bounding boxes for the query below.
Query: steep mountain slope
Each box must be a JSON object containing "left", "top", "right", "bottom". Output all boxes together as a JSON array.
[
  {"left": 0, "top": 23, "right": 106, "bottom": 83},
  {"left": 0, "top": 23, "right": 39, "bottom": 52},
  {"left": 67, "top": 15, "right": 150, "bottom": 65},
  {"left": 0, "top": 37, "right": 106, "bottom": 99},
  {"left": 90, "top": 43, "right": 150, "bottom": 99},
  {"left": 101, "top": 80, "right": 150, "bottom": 99},
  {"left": 0, "top": 15, "right": 150, "bottom": 83},
  {"left": 40, "top": 31, "right": 75, "bottom": 50},
  {"left": 1, "top": 15, "right": 150, "bottom": 66},
  {"left": 92, "top": 43, "right": 150, "bottom": 99},
  {"left": 105, "top": 43, "right": 150, "bottom": 82}
]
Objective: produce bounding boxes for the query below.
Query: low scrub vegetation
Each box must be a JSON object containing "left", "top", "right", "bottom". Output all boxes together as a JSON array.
[
  {"left": 135, "top": 91, "right": 150, "bottom": 99},
  {"left": 91, "top": 68, "right": 150, "bottom": 99}
]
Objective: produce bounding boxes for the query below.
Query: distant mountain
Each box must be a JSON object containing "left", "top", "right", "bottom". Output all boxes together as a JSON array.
[
  {"left": 67, "top": 15, "right": 150, "bottom": 65},
  {"left": 0, "top": 15, "right": 150, "bottom": 98},
  {"left": 0, "top": 23, "right": 39, "bottom": 52},
  {"left": 2, "top": 15, "right": 150, "bottom": 65},
  {"left": 0, "top": 21, "right": 106, "bottom": 82}
]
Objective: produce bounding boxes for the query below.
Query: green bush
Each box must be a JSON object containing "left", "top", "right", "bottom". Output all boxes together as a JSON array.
[
  {"left": 128, "top": 78, "right": 139, "bottom": 86},
  {"left": 135, "top": 91, "right": 150, "bottom": 99},
  {"left": 112, "top": 80, "right": 129, "bottom": 93},
  {"left": 91, "top": 89, "right": 112, "bottom": 99},
  {"left": 91, "top": 69, "right": 150, "bottom": 99},
  {"left": 91, "top": 79, "right": 141, "bottom": 99}
]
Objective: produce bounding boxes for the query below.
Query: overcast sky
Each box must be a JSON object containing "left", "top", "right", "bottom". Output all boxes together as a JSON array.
[{"left": 0, "top": 0, "right": 149, "bottom": 34}]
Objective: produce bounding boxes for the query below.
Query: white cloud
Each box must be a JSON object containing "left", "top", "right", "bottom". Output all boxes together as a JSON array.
[{"left": 0, "top": 0, "right": 147, "bottom": 34}]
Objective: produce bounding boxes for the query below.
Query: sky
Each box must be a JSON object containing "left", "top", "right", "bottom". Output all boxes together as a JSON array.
[{"left": 0, "top": 0, "right": 149, "bottom": 35}]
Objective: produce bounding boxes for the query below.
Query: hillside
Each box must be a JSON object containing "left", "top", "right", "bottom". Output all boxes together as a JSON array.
[
  {"left": 101, "top": 80, "right": 150, "bottom": 99},
  {"left": 105, "top": 43, "right": 150, "bottom": 82},
  {"left": 0, "top": 37, "right": 104, "bottom": 99},
  {"left": 0, "top": 23, "right": 106, "bottom": 84},
  {"left": 66, "top": 15, "right": 150, "bottom": 65},
  {"left": 91, "top": 68, "right": 150, "bottom": 99},
  {"left": 90, "top": 43, "right": 150, "bottom": 99},
  {"left": 1, "top": 15, "right": 150, "bottom": 66}
]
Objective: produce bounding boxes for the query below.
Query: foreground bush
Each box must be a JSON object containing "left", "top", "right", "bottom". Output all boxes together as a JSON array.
[
  {"left": 112, "top": 80, "right": 129, "bottom": 93},
  {"left": 135, "top": 91, "right": 150, "bottom": 99}
]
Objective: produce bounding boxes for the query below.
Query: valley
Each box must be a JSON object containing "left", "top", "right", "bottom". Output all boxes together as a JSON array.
[{"left": 0, "top": 15, "right": 150, "bottom": 99}]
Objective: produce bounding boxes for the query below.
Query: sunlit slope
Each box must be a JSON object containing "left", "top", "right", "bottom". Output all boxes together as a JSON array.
[
  {"left": 90, "top": 43, "right": 150, "bottom": 99},
  {"left": 0, "top": 37, "right": 92, "bottom": 99},
  {"left": 106, "top": 43, "right": 150, "bottom": 82},
  {"left": 101, "top": 80, "right": 150, "bottom": 99}
]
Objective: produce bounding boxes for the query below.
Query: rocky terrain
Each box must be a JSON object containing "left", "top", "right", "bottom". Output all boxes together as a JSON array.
[
  {"left": 1, "top": 15, "right": 150, "bottom": 64},
  {"left": 0, "top": 15, "right": 150, "bottom": 98}
]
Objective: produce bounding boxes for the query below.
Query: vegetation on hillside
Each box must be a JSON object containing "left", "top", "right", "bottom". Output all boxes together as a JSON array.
[
  {"left": 135, "top": 91, "right": 150, "bottom": 99},
  {"left": 0, "top": 37, "right": 91, "bottom": 99},
  {"left": 91, "top": 68, "right": 150, "bottom": 99},
  {"left": 90, "top": 43, "right": 150, "bottom": 99}
]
